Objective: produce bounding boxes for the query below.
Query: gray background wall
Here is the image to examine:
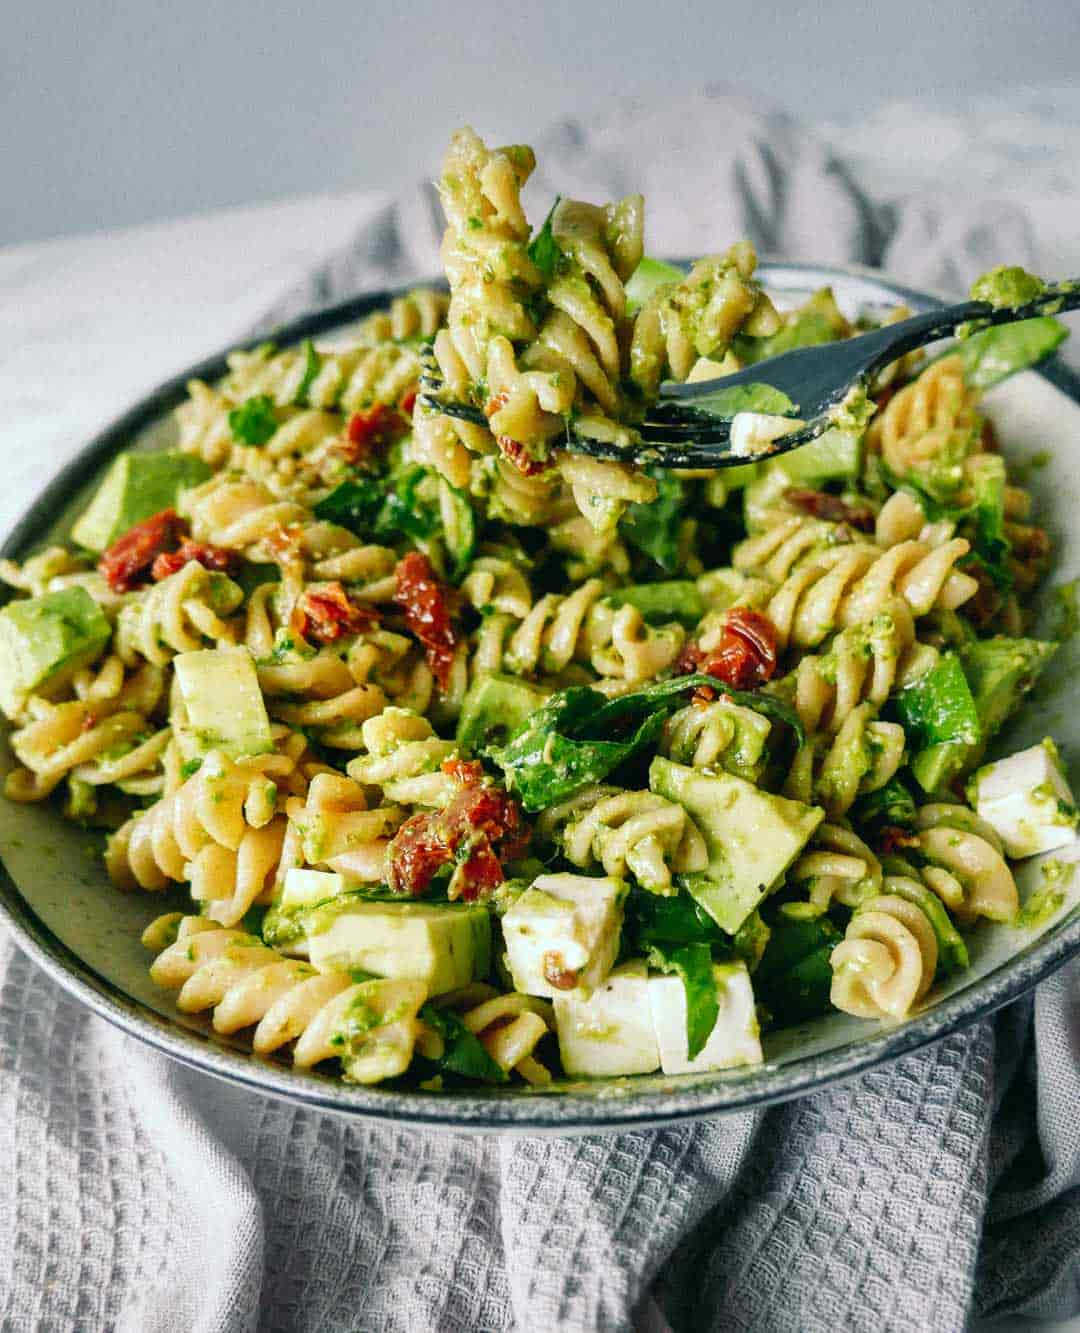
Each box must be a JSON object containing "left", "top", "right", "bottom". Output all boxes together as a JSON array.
[{"left": 6, "top": 0, "right": 1080, "bottom": 247}]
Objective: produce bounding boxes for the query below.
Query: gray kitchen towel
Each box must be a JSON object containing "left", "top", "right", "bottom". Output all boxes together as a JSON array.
[{"left": 3, "top": 88, "right": 1080, "bottom": 1333}]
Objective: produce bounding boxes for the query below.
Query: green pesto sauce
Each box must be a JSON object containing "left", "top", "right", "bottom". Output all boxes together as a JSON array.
[
  {"left": 1014, "top": 859, "right": 1075, "bottom": 929},
  {"left": 970, "top": 266, "right": 1048, "bottom": 311}
]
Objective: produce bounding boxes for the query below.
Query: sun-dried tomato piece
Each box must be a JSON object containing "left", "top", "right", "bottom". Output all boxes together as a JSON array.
[
  {"left": 484, "top": 392, "right": 553, "bottom": 476},
  {"left": 393, "top": 551, "right": 459, "bottom": 691},
  {"left": 399, "top": 388, "right": 418, "bottom": 417},
  {"left": 151, "top": 539, "right": 236, "bottom": 582},
  {"left": 542, "top": 952, "right": 580, "bottom": 991},
  {"left": 385, "top": 812, "right": 450, "bottom": 897},
  {"left": 441, "top": 756, "right": 484, "bottom": 787},
  {"left": 877, "top": 824, "right": 921, "bottom": 855},
  {"left": 290, "top": 581, "right": 380, "bottom": 644},
  {"left": 339, "top": 403, "right": 408, "bottom": 465},
  {"left": 681, "top": 608, "right": 779, "bottom": 692},
  {"left": 456, "top": 842, "right": 505, "bottom": 902},
  {"left": 784, "top": 487, "right": 875, "bottom": 532},
  {"left": 386, "top": 778, "right": 528, "bottom": 900},
  {"left": 498, "top": 436, "right": 554, "bottom": 476},
  {"left": 99, "top": 509, "right": 188, "bottom": 592}
]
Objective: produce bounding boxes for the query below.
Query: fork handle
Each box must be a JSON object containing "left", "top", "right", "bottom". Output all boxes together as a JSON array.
[{"left": 858, "top": 278, "right": 1080, "bottom": 377}]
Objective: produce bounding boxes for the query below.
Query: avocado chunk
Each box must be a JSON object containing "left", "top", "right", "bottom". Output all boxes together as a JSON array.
[
  {"left": 173, "top": 645, "right": 273, "bottom": 760},
  {"left": 0, "top": 586, "right": 111, "bottom": 718},
  {"left": 301, "top": 898, "right": 492, "bottom": 996},
  {"left": 456, "top": 672, "right": 550, "bottom": 753},
  {"left": 71, "top": 450, "right": 211, "bottom": 552},
  {"left": 901, "top": 639, "right": 1057, "bottom": 794},
  {"left": 959, "top": 637, "right": 1057, "bottom": 746},
  {"left": 649, "top": 757, "right": 823, "bottom": 934}
]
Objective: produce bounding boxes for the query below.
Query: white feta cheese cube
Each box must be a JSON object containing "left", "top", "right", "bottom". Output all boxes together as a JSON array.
[
  {"left": 502, "top": 873, "right": 626, "bottom": 999},
  {"left": 970, "top": 739, "right": 1079, "bottom": 859},
  {"left": 729, "top": 412, "right": 805, "bottom": 458},
  {"left": 649, "top": 962, "right": 763, "bottom": 1075},
  {"left": 554, "top": 960, "right": 660, "bottom": 1077}
]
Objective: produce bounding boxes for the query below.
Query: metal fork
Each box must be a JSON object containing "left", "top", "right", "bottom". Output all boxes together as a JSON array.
[{"left": 419, "top": 279, "right": 1080, "bottom": 468}]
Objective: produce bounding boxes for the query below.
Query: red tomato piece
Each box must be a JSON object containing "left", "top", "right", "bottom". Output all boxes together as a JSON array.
[
  {"left": 393, "top": 552, "right": 459, "bottom": 691},
  {"left": 681, "top": 608, "right": 779, "bottom": 692},
  {"left": 290, "top": 582, "right": 380, "bottom": 644},
  {"left": 99, "top": 509, "right": 188, "bottom": 592},
  {"left": 783, "top": 487, "right": 875, "bottom": 532},
  {"left": 151, "top": 539, "right": 235, "bottom": 582}
]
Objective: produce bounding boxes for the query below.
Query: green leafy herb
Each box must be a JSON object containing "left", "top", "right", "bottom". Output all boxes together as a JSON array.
[
  {"left": 313, "top": 475, "right": 387, "bottom": 536},
  {"left": 527, "top": 197, "right": 564, "bottom": 282},
  {"left": 619, "top": 468, "right": 686, "bottom": 573},
  {"left": 607, "top": 581, "right": 704, "bottom": 627},
  {"left": 416, "top": 1004, "right": 509, "bottom": 1083},
  {"left": 628, "top": 887, "right": 726, "bottom": 950},
  {"left": 851, "top": 774, "right": 917, "bottom": 830},
  {"left": 488, "top": 673, "right": 803, "bottom": 812},
  {"left": 753, "top": 912, "right": 840, "bottom": 1025},
  {"left": 228, "top": 394, "right": 279, "bottom": 446},
  {"left": 646, "top": 941, "right": 718, "bottom": 1060},
  {"left": 294, "top": 339, "right": 322, "bottom": 405}
]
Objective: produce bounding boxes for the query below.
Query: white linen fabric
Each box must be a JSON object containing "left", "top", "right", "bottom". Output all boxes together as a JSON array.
[{"left": 3, "top": 88, "right": 1080, "bottom": 1333}]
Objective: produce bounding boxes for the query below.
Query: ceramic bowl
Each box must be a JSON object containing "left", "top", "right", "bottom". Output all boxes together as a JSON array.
[{"left": 2, "top": 262, "right": 1078, "bottom": 1132}]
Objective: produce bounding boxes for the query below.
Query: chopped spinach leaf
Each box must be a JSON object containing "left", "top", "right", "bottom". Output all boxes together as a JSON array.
[
  {"left": 417, "top": 1004, "right": 509, "bottom": 1083},
  {"left": 228, "top": 394, "right": 278, "bottom": 446},
  {"left": 646, "top": 941, "right": 718, "bottom": 1060},
  {"left": 294, "top": 339, "right": 322, "bottom": 405},
  {"left": 619, "top": 468, "right": 686, "bottom": 573},
  {"left": 527, "top": 197, "right": 564, "bottom": 282}
]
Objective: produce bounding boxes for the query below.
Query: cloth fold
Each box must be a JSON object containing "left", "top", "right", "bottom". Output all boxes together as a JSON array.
[{"left": 3, "top": 88, "right": 1080, "bottom": 1332}]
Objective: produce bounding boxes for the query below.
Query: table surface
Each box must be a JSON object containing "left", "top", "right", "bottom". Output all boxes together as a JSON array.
[{"left": 2, "top": 194, "right": 1077, "bottom": 1333}]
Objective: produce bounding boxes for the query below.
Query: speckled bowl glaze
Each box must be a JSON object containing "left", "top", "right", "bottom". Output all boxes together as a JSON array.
[{"left": 2, "top": 263, "right": 1078, "bottom": 1133}]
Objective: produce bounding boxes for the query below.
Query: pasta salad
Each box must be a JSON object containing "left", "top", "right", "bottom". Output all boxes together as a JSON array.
[{"left": 0, "top": 127, "right": 1075, "bottom": 1091}]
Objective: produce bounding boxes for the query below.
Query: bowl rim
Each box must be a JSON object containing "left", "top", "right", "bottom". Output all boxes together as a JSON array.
[{"left": 3, "top": 260, "right": 1079, "bottom": 1132}]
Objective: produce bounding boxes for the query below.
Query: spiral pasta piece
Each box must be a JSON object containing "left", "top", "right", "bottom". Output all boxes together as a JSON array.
[
  {"left": 790, "top": 601, "right": 938, "bottom": 733},
  {"left": 867, "top": 355, "right": 981, "bottom": 496},
  {"left": 281, "top": 770, "right": 404, "bottom": 885},
  {"left": 144, "top": 915, "right": 425, "bottom": 1084},
  {"left": 783, "top": 702, "right": 907, "bottom": 817},
  {"left": 789, "top": 821, "right": 882, "bottom": 911},
  {"left": 537, "top": 785, "right": 706, "bottom": 895},
  {"left": 347, "top": 708, "right": 457, "bottom": 806},
  {"left": 914, "top": 803, "right": 1018, "bottom": 923},
  {"left": 430, "top": 983, "right": 555, "bottom": 1086},
  {"left": 830, "top": 892, "right": 938, "bottom": 1019},
  {"left": 106, "top": 742, "right": 313, "bottom": 924},
  {"left": 115, "top": 563, "right": 243, "bottom": 666},
  {"left": 660, "top": 695, "right": 772, "bottom": 781},
  {"left": 430, "top": 128, "right": 776, "bottom": 527},
  {"left": 733, "top": 527, "right": 977, "bottom": 652},
  {"left": 4, "top": 656, "right": 168, "bottom": 802}
]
